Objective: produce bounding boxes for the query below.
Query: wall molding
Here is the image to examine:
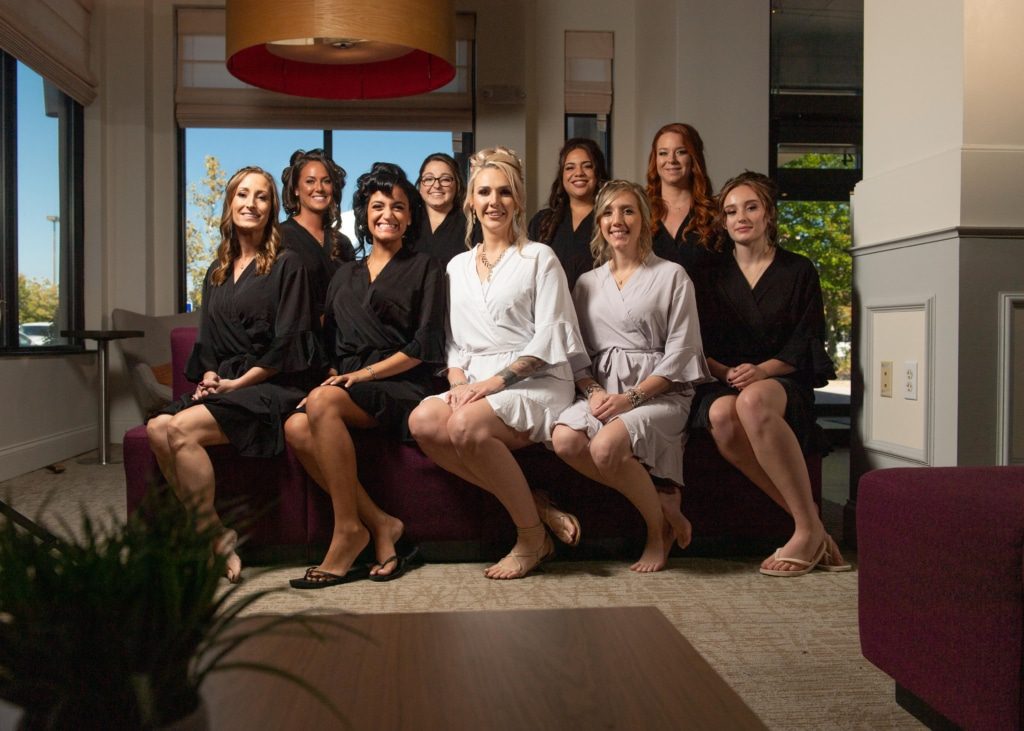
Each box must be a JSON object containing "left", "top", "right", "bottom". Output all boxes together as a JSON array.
[
  {"left": 996, "top": 292, "right": 1024, "bottom": 465},
  {"left": 0, "top": 424, "right": 95, "bottom": 483},
  {"left": 863, "top": 298, "right": 935, "bottom": 465},
  {"left": 852, "top": 226, "right": 1024, "bottom": 257}
]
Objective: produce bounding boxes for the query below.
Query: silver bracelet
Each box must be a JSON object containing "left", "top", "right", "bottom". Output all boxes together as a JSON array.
[
  {"left": 449, "top": 381, "right": 469, "bottom": 388},
  {"left": 364, "top": 365, "right": 376, "bottom": 380},
  {"left": 584, "top": 383, "right": 605, "bottom": 398}
]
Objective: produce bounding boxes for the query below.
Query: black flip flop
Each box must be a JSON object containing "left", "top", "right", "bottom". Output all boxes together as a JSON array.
[
  {"left": 289, "top": 563, "right": 371, "bottom": 590},
  {"left": 369, "top": 545, "right": 423, "bottom": 583}
]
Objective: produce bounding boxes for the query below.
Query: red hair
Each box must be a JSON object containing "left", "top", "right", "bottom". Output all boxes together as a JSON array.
[{"left": 644, "top": 123, "right": 717, "bottom": 249}]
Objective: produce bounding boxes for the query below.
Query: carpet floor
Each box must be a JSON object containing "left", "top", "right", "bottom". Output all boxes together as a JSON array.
[{"left": 0, "top": 450, "right": 923, "bottom": 730}]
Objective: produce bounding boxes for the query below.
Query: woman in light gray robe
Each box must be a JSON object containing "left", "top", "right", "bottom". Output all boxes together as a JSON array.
[{"left": 552, "top": 180, "right": 710, "bottom": 572}]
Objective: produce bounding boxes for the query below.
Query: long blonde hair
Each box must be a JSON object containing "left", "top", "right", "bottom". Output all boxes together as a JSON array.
[
  {"left": 462, "top": 146, "right": 528, "bottom": 250},
  {"left": 589, "top": 180, "right": 654, "bottom": 267},
  {"left": 211, "top": 166, "right": 281, "bottom": 286}
]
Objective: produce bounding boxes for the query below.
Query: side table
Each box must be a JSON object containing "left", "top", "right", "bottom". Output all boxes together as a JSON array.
[{"left": 62, "top": 329, "right": 144, "bottom": 465}]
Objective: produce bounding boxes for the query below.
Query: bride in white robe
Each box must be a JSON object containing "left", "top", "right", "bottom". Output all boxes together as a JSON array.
[
  {"left": 552, "top": 180, "right": 711, "bottom": 572},
  {"left": 409, "top": 147, "right": 587, "bottom": 580}
]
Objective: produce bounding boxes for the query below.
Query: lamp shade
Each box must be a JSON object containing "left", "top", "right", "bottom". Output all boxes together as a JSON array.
[{"left": 225, "top": 0, "right": 456, "bottom": 99}]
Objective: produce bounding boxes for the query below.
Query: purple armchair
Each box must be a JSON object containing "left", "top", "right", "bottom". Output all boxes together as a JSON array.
[{"left": 858, "top": 466, "right": 1024, "bottom": 730}]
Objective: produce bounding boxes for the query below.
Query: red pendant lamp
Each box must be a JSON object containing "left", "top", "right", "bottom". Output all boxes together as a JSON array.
[{"left": 226, "top": 0, "right": 456, "bottom": 99}]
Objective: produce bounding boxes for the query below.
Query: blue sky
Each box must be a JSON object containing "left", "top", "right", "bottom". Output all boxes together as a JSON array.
[
  {"left": 17, "top": 64, "right": 61, "bottom": 282},
  {"left": 15, "top": 57, "right": 451, "bottom": 282},
  {"left": 184, "top": 128, "right": 452, "bottom": 225}
]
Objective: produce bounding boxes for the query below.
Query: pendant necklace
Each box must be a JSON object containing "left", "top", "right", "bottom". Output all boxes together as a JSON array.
[{"left": 479, "top": 245, "right": 509, "bottom": 280}]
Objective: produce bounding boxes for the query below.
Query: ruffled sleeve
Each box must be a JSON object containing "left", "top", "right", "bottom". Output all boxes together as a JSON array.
[
  {"left": 255, "top": 252, "right": 323, "bottom": 374},
  {"left": 400, "top": 255, "right": 447, "bottom": 364},
  {"left": 650, "top": 266, "right": 713, "bottom": 385},
  {"left": 775, "top": 257, "right": 836, "bottom": 387},
  {"left": 518, "top": 245, "right": 589, "bottom": 371}
]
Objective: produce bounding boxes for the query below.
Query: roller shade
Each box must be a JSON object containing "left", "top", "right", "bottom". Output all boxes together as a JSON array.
[{"left": 564, "top": 31, "right": 612, "bottom": 116}]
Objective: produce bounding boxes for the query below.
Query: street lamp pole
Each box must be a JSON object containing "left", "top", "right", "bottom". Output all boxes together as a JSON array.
[{"left": 46, "top": 215, "right": 59, "bottom": 285}]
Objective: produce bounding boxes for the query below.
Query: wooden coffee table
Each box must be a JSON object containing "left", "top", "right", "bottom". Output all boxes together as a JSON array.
[{"left": 202, "top": 605, "right": 766, "bottom": 730}]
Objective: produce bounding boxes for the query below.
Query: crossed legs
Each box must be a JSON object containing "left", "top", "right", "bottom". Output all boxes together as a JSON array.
[
  {"left": 409, "top": 398, "right": 550, "bottom": 579},
  {"left": 552, "top": 420, "right": 683, "bottom": 572},
  {"left": 706, "top": 380, "right": 836, "bottom": 573},
  {"left": 146, "top": 408, "right": 240, "bottom": 581},
  {"left": 283, "top": 386, "right": 405, "bottom": 578}
]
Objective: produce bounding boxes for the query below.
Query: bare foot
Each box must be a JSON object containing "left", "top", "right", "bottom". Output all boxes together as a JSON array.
[
  {"left": 817, "top": 533, "right": 853, "bottom": 572},
  {"left": 533, "top": 491, "right": 580, "bottom": 546},
  {"left": 657, "top": 487, "right": 692, "bottom": 550},
  {"left": 630, "top": 518, "right": 673, "bottom": 573},
  {"left": 760, "top": 525, "right": 826, "bottom": 574},
  {"left": 316, "top": 522, "right": 371, "bottom": 578},
  {"left": 367, "top": 514, "right": 405, "bottom": 578},
  {"left": 215, "top": 529, "right": 243, "bottom": 583},
  {"left": 485, "top": 525, "right": 552, "bottom": 580}
]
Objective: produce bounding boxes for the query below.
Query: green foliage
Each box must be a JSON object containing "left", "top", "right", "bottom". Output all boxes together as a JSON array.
[
  {"left": 777, "top": 152, "right": 853, "bottom": 377},
  {"left": 17, "top": 274, "right": 58, "bottom": 327},
  {"left": 0, "top": 490, "right": 350, "bottom": 730},
  {"left": 184, "top": 156, "right": 227, "bottom": 309}
]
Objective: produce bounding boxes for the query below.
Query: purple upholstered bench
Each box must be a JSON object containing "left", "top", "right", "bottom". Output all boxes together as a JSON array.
[
  {"left": 124, "top": 327, "right": 821, "bottom": 560},
  {"left": 858, "top": 467, "right": 1024, "bottom": 730}
]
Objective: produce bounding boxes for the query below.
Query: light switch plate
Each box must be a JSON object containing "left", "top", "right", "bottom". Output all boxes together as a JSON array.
[{"left": 880, "top": 361, "right": 893, "bottom": 398}]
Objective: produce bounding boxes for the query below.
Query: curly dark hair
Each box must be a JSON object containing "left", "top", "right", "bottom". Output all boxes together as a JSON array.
[
  {"left": 352, "top": 162, "right": 423, "bottom": 255},
  {"left": 280, "top": 148, "right": 350, "bottom": 260},
  {"left": 535, "top": 138, "right": 609, "bottom": 244},
  {"left": 644, "top": 123, "right": 717, "bottom": 249}
]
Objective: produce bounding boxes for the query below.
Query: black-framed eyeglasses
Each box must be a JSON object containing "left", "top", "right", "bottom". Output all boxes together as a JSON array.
[{"left": 420, "top": 175, "right": 455, "bottom": 188}]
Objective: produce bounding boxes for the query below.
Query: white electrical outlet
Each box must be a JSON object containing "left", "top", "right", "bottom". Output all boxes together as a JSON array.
[{"left": 903, "top": 360, "right": 918, "bottom": 400}]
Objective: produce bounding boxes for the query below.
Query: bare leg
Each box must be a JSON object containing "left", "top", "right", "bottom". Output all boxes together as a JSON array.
[
  {"left": 164, "top": 406, "right": 239, "bottom": 581},
  {"left": 285, "top": 411, "right": 405, "bottom": 575},
  {"left": 424, "top": 399, "right": 550, "bottom": 579},
  {"left": 552, "top": 422, "right": 673, "bottom": 572},
  {"left": 146, "top": 414, "right": 178, "bottom": 488},
  {"left": 725, "top": 382, "right": 826, "bottom": 573},
  {"left": 409, "top": 400, "right": 496, "bottom": 488},
  {"left": 706, "top": 396, "right": 846, "bottom": 568},
  {"left": 657, "top": 486, "right": 693, "bottom": 551},
  {"left": 299, "top": 386, "right": 412, "bottom": 577}
]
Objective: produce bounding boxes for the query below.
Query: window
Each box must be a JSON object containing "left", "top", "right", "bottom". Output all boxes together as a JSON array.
[
  {"left": 0, "top": 52, "right": 83, "bottom": 352},
  {"left": 564, "top": 31, "right": 613, "bottom": 168},
  {"left": 770, "top": 3, "right": 862, "bottom": 377},
  {"left": 182, "top": 128, "right": 454, "bottom": 309}
]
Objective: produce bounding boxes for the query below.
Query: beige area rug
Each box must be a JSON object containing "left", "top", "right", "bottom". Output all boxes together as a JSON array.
[{"left": 1, "top": 451, "right": 923, "bottom": 731}]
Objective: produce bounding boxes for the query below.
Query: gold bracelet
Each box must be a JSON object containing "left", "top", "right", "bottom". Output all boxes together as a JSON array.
[
  {"left": 450, "top": 381, "right": 469, "bottom": 388},
  {"left": 626, "top": 387, "right": 647, "bottom": 408},
  {"left": 364, "top": 365, "right": 376, "bottom": 380}
]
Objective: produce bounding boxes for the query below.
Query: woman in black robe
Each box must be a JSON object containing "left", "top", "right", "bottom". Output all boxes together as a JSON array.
[
  {"left": 414, "top": 152, "right": 467, "bottom": 266},
  {"left": 284, "top": 163, "right": 446, "bottom": 588},
  {"left": 527, "top": 138, "right": 608, "bottom": 290},
  {"left": 147, "top": 166, "right": 321, "bottom": 582},
  {"left": 645, "top": 123, "right": 719, "bottom": 280},
  {"left": 279, "top": 148, "right": 355, "bottom": 322},
  {"left": 690, "top": 171, "right": 850, "bottom": 577}
]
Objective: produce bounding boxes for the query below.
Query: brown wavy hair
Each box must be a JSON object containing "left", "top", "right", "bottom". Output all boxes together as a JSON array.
[
  {"left": 644, "top": 122, "right": 717, "bottom": 249},
  {"left": 535, "top": 138, "right": 609, "bottom": 244},
  {"left": 463, "top": 147, "right": 528, "bottom": 250},
  {"left": 280, "top": 148, "right": 349, "bottom": 261},
  {"left": 717, "top": 170, "right": 779, "bottom": 248},
  {"left": 211, "top": 166, "right": 281, "bottom": 286},
  {"left": 589, "top": 180, "right": 654, "bottom": 267}
]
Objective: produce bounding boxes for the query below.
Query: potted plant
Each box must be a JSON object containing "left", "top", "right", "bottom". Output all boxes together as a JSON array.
[{"left": 0, "top": 489, "right": 349, "bottom": 729}]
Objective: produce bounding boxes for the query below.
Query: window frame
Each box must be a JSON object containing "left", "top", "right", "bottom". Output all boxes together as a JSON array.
[{"left": 0, "top": 51, "right": 85, "bottom": 355}]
